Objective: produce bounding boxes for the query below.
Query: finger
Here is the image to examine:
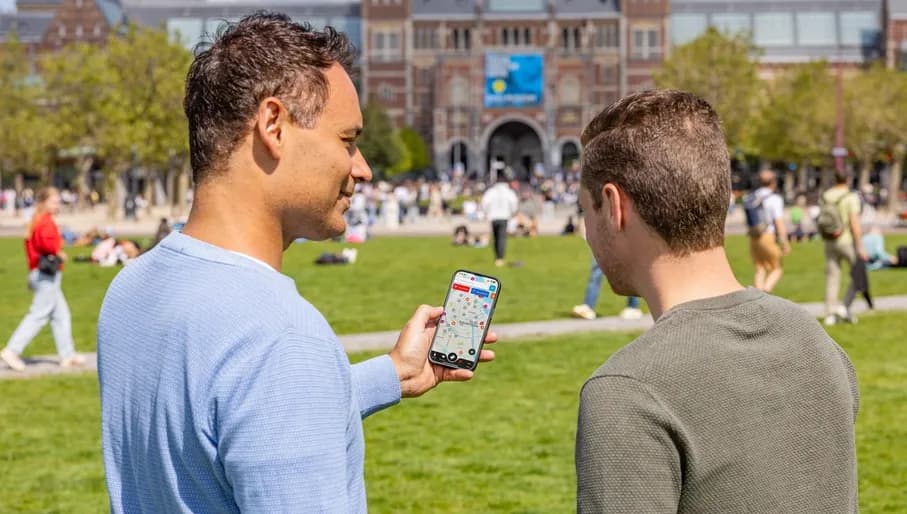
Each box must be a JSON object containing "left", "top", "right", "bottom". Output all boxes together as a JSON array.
[
  {"left": 482, "top": 331, "right": 499, "bottom": 345},
  {"left": 440, "top": 367, "right": 474, "bottom": 382},
  {"left": 405, "top": 305, "right": 444, "bottom": 332},
  {"left": 478, "top": 349, "right": 495, "bottom": 362}
]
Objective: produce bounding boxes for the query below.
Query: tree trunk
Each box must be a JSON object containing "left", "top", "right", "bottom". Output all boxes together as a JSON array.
[
  {"left": 797, "top": 163, "right": 809, "bottom": 193},
  {"left": 783, "top": 168, "right": 795, "bottom": 201},
  {"left": 172, "top": 159, "right": 190, "bottom": 217},
  {"left": 858, "top": 160, "right": 872, "bottom": 190},
  {"left": 143, "top": 171, "right": 154, "bottom": 218},
  {"left": 75, "top": 156, "right": 95, "bottom": 210},
  {"left": 888, "top": 145, "right": 905, "bottom": 213}
]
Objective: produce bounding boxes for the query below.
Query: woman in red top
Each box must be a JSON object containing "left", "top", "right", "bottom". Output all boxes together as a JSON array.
[{"left": 1, "top": 187, "right": 84, "bottom": 372}]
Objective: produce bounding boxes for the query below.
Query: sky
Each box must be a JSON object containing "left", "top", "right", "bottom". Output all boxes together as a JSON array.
[{"left": 0, "top": 0, "right": 14, "bottom": 14}]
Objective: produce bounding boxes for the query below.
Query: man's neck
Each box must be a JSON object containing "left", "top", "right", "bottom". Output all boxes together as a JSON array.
[
  {"left": 181, "top": 184, "right": 285, "bottom": 272},
  {"left": 636, "top": 246, "right": 745, "bottom": 320}
]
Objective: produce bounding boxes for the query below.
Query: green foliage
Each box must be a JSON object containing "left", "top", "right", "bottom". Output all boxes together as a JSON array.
[
  {"left": 385, "top": 131, "right": 412, "bottom": 177},
  {"left": 398, "top": 127, "right": 432, "bottom": 171},
  {"left": 0, "top": 33, "right": 55, "bottom": 180},
  {"left": 358, "top": 101, "right": 401, "bottom": 175},
  {"left": 754, "top": 61, "right": 836, "bottom": 167},
  {"left": 654, "top": 28, "right": 762, "bottom": 152}
]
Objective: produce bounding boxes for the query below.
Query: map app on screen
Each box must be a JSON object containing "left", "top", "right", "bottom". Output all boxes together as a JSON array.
[{"left": 430, "top": 271, "right": 499, "bottom": 368}]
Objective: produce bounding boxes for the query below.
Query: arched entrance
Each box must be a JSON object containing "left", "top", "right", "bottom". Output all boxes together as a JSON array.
[
  {"left": 449, "top": 141, "right": 469, "bottom": 173},
  {"left": 561, "top": 140, "right": 580, "bottom": 168},
  {"left": 486, "top": 121, "right": 543, "bottom": 181}
]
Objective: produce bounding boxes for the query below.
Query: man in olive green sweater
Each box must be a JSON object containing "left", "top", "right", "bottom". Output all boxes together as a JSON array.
[{"left": 575, "top": 90, "right": 859, "bottom": 513}]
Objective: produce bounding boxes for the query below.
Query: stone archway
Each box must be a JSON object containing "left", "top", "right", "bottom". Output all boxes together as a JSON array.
[{"left": 484, "top": 121, "right": 544, "bottom": 181}]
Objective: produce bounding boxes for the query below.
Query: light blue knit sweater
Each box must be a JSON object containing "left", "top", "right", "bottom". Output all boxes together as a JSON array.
[{"left": 98, "top": 232, "right": 400, "bottom": 513}]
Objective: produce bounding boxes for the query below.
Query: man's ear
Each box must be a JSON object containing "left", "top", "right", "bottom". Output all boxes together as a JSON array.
[
  {"left": 256, "top": 97, "right": 286, "bottom": 161},
  {"left": 601, "top": 183, "right": 624, "bottom": 230}
]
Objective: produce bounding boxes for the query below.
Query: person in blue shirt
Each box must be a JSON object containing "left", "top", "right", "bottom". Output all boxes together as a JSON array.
[{"left": 97, "top": 13, "right": 497, "bottom": 513}]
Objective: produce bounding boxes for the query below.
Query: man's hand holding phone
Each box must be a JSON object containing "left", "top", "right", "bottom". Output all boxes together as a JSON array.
[{"left": 389, "top": 305, "right": 497, "bottom": 398}]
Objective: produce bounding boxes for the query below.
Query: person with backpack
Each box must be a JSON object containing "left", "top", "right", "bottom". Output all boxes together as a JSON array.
[
  {"left": 818, "top": 169, "right": 869, "bottom": 325},
  {"left": 744, "top": 169, "right": 789, "bottom": 293}
]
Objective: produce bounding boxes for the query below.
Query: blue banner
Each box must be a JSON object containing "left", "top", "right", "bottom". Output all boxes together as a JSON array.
[{"left": 484, "top": 53, "right": 544, "bottom": 108}]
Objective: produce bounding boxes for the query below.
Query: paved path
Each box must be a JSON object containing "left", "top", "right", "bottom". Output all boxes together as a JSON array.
[{"left": 4, "top": 294, "right": 907, "bottom": 380}]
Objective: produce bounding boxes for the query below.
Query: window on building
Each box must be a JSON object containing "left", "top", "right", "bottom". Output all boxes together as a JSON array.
[
  {"left": 839, "top": 11, "right": 880, "bottom": 47},
  {"left": 381, "top": 84, "right": 395, "bottom": 103},
  {"left": 631, "top": 28, "right": 660, "bottom": 59},
  {"left": 375, "top": 32, "right": 385, "bottom": 50},
  {"left": 388, "top": 32, "right": 399, "bottom": 50},
  {"left": 75, "top": 25, "right": 83, "bottom": 38},
  {"left": 671, "top": 14, "right": 706, "bottom": 45},
  {"left": 598, "top": 23, "right": 618, "bottom": 47},
  {"left": 558, "top": 75, "right": 581, "bottom": 105},
  {"left": 453, "top": 28, "right": 460, "bottom": 49},
  {"left": 464, "top": 28, "right": 471, "bottom": 50},
  {"left": 431, "top": 28, "right": 439, "bottom": 48},
  {"left": 93, "top": 23, "right": 101, "bottom": 37},
  {"left": 603, "top": 65, "right": 616, "bottom": 83},
  {"left": 796, "top": 12, "right": 836, "bottom": 46},
  {"left": 574, "top": 27, "right": 582, "bottom": 49},
  {"left": 524, "top": 27, "right": 531, "bottom": 46},
  {"left": 502, "top": 27, "right": 509, "bottom": 46},
  {"left": 562, "top": 27, "right": 569, "bottom": 50},
  {"left": 711, "top": 13, "right": 750, "bottom": 36},
  {"left": 511, "top": 28, "right": 519, "bottom": 46},
  {"left": 449, "top": 76, "right": 469, "bottom": 106},
  {"left": 58, "top": 24, "right": 66, "bottom": 37},
  {"left": 753, "top": 12, "right": 794, "bottom": 47}
]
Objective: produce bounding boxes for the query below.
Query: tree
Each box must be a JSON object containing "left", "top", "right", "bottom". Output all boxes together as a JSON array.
[
  {"left": 844, "top": 65, "right": 907, "bottom": 210},
  {"left": 654, "top": 28, "right": 762, "bottom": 152},
  {"left": 398, "top": 127, "right": 431, "bottom": 171},
  {"left": 41, "top": 41, "right": 109, "bottom": 205},
  {"left": 42, "top": 24, "right": 192, "bottom": 217},
  {"left": 0, "top": 33, "right": 55, "bottom": 188},
  {"left": 386, "top": 132, "right": 412, "bottom": 177},
  {"left": 754, "top": 62, "right": 836, "bottom": 191},
  {"left": 358, "top": 101, "right": 400, "bottom": 176}
]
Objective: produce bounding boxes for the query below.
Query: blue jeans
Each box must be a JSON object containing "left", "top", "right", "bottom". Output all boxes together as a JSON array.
[
  {"left": 583, "top": 259, "right": 640, "bottom": 310},
  {"left": 5, "top": 270, "right": 75, "bottom": 359}
]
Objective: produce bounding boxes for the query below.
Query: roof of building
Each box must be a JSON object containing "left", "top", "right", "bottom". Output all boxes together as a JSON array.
[
  {"left": 890, "top": 0, "right": 907, "bottom": 16},
  {"left": 15, "top": 0, "right": 63, "bottom": 7},
  {"left": 672, "top": 0, "right": 881, "bottom": 10},
  {"left": 410, "top": 0, "right": 618, "bottom": 19},
  {"left": 0, "top": 10, "right": 53, "bottom": 42}
]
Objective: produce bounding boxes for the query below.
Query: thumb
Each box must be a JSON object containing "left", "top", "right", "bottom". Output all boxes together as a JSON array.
[{"left": 408, "top": 304, "right": 444, "bottom": 329}]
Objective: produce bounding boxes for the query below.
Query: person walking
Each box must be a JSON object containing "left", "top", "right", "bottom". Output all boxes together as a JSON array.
[
  {"left": 744, "top": 169, "right": 789, "bottom": 293},
  {"left": 481, "top": 173, "right": 519, "bottom": 267},
  {"left": 1, "top": 187, "right": 85, "bottom": 372},
  {"left": 572, "top": 258, "right": 643, "bottom": 320},
  {"left": 818, "top": 169, "right": 869, "bottom": 325}
]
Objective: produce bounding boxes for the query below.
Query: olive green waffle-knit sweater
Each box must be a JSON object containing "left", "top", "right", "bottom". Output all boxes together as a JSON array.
[{"left": 576, "top": 288, "right": 859, "bottom": 513}]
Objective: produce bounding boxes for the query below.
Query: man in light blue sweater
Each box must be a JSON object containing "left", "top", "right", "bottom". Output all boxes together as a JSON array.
[{"left": 97, "top": 13, "right": 496, "bottom": 513}]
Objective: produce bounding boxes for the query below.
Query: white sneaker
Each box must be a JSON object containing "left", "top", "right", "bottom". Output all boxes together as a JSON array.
[
  {"left": 619, "top": 307, "right": 644, "bottom": 320},
  {"left": 836, "top": 306, "right": 857, "bottom": 324},
  {"left": 823, "top": 314, "right": 837, "bottom": 326},
  {"left": 1, "top": 348, "right": 26, "bottom": 372},
  {"left": 572, "top": 304, "right": 597, "bottom": 320},
  {"left": 60, "top": 353, "right": 86, "bottom": 368},
  {"left": 341, "top": 248, "right": 358, "bottom": 264}
]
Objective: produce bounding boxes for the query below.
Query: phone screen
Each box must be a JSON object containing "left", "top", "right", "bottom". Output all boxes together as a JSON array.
[{"left": 429, "top": 270, "right": 500, "bottom": 370}]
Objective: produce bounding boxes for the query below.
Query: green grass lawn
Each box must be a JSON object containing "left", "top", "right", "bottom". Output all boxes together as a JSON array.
[
  {"left": 0, "top": 313, "right": 905, "bottom": 513},
  {"left": 2, "top": 233, "right": 907, "bottom": 356}
]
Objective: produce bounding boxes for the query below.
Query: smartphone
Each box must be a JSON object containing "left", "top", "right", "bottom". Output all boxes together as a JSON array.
[{"left": 428, "top": 269, "right": 501, "bottom": 371}]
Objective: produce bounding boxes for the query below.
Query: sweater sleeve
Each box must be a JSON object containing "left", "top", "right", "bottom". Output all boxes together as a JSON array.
[
  {"left": 33, "top": 217, "right": 62, "bottom": 255},
  {"left": 214, "top": 332, "right": 352, "bottom": 512},
  {"left": 351, "top": 355, "right": 401, "bottom": 419},
  {"left": 576, "top": 375, "right": 681, "bottom": 514}
]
